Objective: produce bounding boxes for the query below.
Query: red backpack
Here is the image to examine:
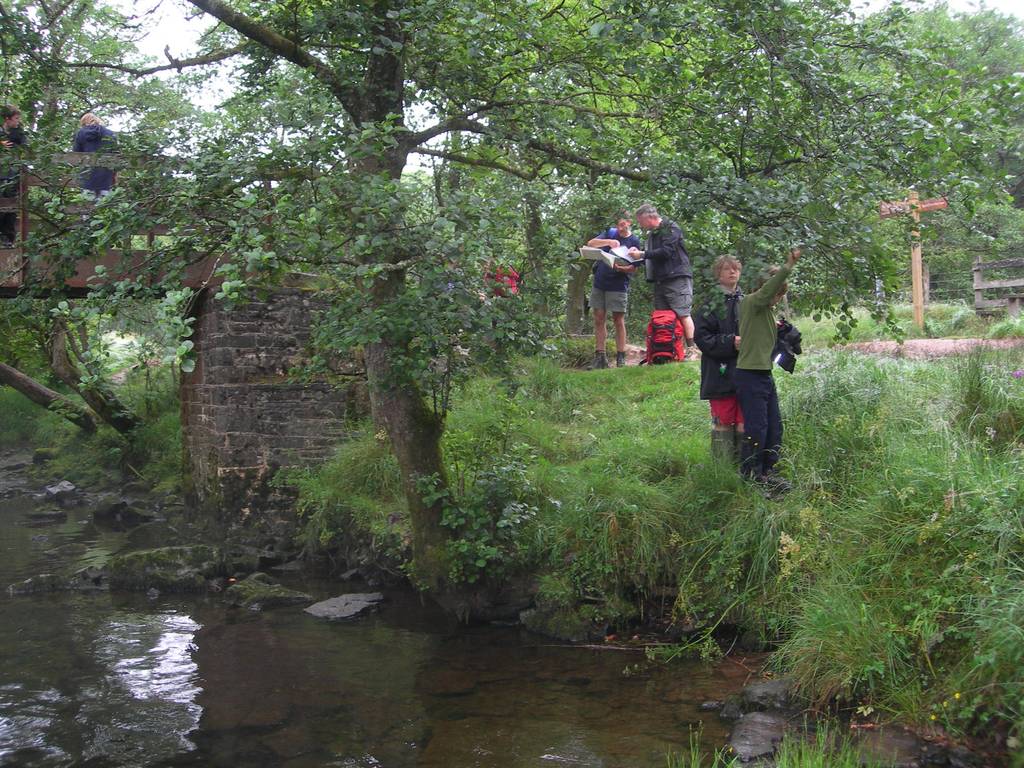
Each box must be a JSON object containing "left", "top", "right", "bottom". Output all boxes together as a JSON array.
[{"left": 644, "top": 310, "right": 685, "bottom": 365}]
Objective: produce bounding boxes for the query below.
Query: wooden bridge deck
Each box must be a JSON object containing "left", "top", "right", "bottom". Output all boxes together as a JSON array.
[{"left": 0, "top": 153, "right": 219, "bottom": 298}]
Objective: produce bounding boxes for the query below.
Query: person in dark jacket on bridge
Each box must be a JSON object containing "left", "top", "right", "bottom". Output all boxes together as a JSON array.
[
  {"left": 1, "top": 105, "right": 26, "bottom": 246},
  {"left": 694, "top": 255, "right": 744, "bottom": 462},
  {"left": 73, "top": 113, "right": 117, "bottom": 196},
  {"left": 627, "top": 202, "right": 696, "bottom": 349}
]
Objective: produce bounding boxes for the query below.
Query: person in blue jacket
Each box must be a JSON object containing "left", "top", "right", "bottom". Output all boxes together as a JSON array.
[
  {"left": 73, "top": 113, "right": 117, "bottom": 196},
  {"left": 585, "top": 213, "right": 641, "bottom": 368}
]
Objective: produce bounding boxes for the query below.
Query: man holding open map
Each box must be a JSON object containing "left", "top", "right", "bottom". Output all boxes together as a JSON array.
[{"left": 584, "top": 213, "right": 641, "bottom": 369}]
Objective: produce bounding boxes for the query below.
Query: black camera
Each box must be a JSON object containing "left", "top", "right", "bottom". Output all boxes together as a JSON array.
[{"left": 773, "top": 319, "right": 802, "bottom": 373}]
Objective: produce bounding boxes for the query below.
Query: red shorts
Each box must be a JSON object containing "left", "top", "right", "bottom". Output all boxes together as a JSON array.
[{"left": 709, "top": 396, "right": 743, "bottom": 426}]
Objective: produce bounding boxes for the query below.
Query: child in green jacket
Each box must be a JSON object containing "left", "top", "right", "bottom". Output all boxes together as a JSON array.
[{"left": 734, "top": 247, "right": 800, "bottom": 493}]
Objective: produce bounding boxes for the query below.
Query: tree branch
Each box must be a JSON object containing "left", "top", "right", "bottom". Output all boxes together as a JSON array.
[
  {"left": 419, "top": 118, "right": 668, "bottom": 183},
  {"left": 64, "top": 44, "right": 247, "bottom": 76},
  {"left": 184, "top": 0, "right": 361, "bottom": 119},
  {"left": 405, "top": 97, "right": 644, "bottom": 148},
  {"left": 412, "top": 147, "right": 538, "bottom": 181}
]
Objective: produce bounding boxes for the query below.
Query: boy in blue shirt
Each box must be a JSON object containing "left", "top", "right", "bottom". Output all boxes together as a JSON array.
[{"left": 586, "top": 213, "right": 641, "bottom": 368}]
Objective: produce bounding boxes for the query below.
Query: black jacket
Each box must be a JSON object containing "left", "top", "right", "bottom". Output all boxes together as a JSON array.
[
  {"left": 73, "top": 125, "right": 117, "bottom": 192},
  {"left": 693, "top": 289, "right": 742, "bottom": 400},
  {"left": 1, "top": 125, "right": 26, "bottom": 184},
  {"left": 643, "top": 219, "right": 692, "bottom": 282}
]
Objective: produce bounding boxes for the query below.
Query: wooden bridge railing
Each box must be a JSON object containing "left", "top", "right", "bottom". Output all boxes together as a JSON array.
[
  {"left": 0, "top": 153, "right": 217, "bottom": 297},
  {"left": 973, "top": 255, "right": 1024, "bottom": 317}
]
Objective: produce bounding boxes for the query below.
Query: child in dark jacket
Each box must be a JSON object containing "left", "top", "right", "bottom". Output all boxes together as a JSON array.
[
  {"left": 734, "top": 247, "right": 800, "bottom": 493},
  {"left": 694, "top": 255, "right": 743, "bottom": 462},
  {"left": 73, "top": 113, "right": 117, "bottom": 195}
]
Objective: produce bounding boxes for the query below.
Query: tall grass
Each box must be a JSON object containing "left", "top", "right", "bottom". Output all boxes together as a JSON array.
[
  {"left": 0, "top": 366, "right": 182, "bottom": 491},
  {"left": 665, "top": 723, "right": 883, "bottom": 768},
  {"left": 290, "top": 345, "right": 1024, "bottom": 747},
  {"left": 0, "top": 387, "right": 71, "bottom": 445},
  {"left": 794, "top": 303, "right": 1012, "bottom": 349}
]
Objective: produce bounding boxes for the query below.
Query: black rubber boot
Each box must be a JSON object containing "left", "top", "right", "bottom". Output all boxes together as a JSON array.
[
  {"left": 739, "top": 434, "right": 760, "bottom": 479},
  {"left": 615, "top": 351, "right": 626, "bottom": 368},
  {"left": 592, "top": 351, "right": 608, "bottom": 370}
]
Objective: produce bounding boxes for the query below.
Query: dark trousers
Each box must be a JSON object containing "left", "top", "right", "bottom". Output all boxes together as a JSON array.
[
  {"left": 0, "top": 179, "right": 16, "bottom": 243},
  {"left": 734, "top": 367, "right": 782, "bottom": 478}
]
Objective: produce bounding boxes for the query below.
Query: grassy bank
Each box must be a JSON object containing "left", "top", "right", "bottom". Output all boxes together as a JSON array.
[
  {"left": 0, "top": 367, "right": 182, "bottom": 493},
  {"left": 292, "top": 346, "right": 1024, "bottom": 755}
]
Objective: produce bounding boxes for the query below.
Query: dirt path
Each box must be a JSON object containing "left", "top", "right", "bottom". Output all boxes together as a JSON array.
[
  {"left": 603, "top": 337, "right": 1024, "bottom": 367},
  {"left": 841, "top": 337, "right": 1024, "bottom": 360}
]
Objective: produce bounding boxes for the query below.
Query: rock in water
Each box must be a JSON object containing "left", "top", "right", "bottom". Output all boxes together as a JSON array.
[
  {"left": 91, "top": 498, "right": 155, "bottom": 530},
  {"left": 44, "top": 480, "right": 79, "bottom": 507},
  {"left": 740, "top": 678, "right": 794, "bottom": 711},
  {"left": 107, "top": 545, "right": 223, "bottom": 591},
  {"left": 304, "top": 593, "right": 384, "bottom": 620},
  {"left": 225, "top": 573, "right": 312, "bottom": 611},
  {"left": 727, "top": 711, "right": 789, "bottom": 763}
]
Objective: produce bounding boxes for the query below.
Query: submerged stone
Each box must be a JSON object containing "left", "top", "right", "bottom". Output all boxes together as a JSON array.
[
  {"left": 107, "top": 545, "right": 223, "bottom": 592},
  {"left": 25, "top": 509, "right": 68, "bottom": 524},
  {"left": 225, "top": 573, "right": 312, "bottom": 611},
  {"left": 7, "top": 572, "right": 68, "bottom": 595},
  {"left": 92, "top": 498, "right": 155, "bottom": 529},
  {"left": 741, "top": 678, "right": 794, "bottom": 712},
  {"left": 519, "top": 606, "right": 605, "bottom": 643},
  {"left": 44, "top": 480, "right": 79, "bottom": 507},
  {"left": 304, "top": 592, "right": 384, "bottom": 620},
  {"left": 6, "top": 565, "right": 108, "bottom": 595},
  {"left": 728, "top": 711, "right": 789, "bottom": 763}
]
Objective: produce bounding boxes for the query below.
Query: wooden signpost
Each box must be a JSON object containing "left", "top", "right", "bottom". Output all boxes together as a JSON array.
[{"left": 879, "top": 191, "right": 948, "bottom": 329}]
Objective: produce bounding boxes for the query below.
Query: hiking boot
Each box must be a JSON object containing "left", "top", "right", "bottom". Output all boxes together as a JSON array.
[
  {"left": 591, "top": 351, "right": 608, "bottom": 370},
  {"left": 615, "top": 351, "right": 626, "bottom": 368}
]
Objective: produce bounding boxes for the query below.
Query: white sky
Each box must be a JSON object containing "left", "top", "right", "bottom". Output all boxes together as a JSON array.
[{"left": 127, "top": 0, "right": 1022, "bottom": 67}]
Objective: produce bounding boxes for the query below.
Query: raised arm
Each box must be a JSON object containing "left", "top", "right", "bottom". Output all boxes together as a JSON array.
[{"left": 746, "top": 248, "right": 800, "bottom": 308}]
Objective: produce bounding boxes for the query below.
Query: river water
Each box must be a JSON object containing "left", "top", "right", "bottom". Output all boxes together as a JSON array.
[{"left": 0, "top": 456, "right": 746, "bottom": 767}]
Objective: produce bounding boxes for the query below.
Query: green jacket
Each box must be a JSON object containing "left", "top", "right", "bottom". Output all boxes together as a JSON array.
[{"left": 737, "top": 263, "right": 793, "bottom": 371}]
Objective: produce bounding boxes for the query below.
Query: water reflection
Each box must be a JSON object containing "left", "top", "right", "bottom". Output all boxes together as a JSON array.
[
  {"left": 2, "top": 474, "right": 745, "bottom": 768},
  {"left": 177, "top": 600, "right": 737, "bottom": 768},
  {"left": 0, "top": 601, "right": 203, "bottom": 767}
]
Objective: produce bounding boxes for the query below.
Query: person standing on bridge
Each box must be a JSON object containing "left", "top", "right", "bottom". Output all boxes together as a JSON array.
[
  {"left": 1, "top": 105, "right": 26, "bottom": 246},
  {"left": 73, "top": 113, "right": 117, "bottom": 197}
]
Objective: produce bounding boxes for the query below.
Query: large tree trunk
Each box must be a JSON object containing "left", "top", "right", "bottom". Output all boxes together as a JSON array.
[
  {"left": 363, "top": 269, "right": 451, "bottom": 593},
  {"left": 565, "top": 264, "right": 590, "bottom": 335},
  {"left": 0, "top": 362, "right": 97, "bottom": 432},
  {"left": 48, "top": 319, "right": 141, "bottom": 434},
  {"left": 523, "top": 191, "right": 551, "bottom": 316}
]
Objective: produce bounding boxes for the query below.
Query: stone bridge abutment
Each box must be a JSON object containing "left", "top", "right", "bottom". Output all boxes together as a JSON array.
[{"left": 180, "top": 286, "right": 364, "bottom": 549}]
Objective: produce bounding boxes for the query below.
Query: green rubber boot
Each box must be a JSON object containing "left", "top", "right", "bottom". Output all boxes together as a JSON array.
[{"left": 711, "top": 428, "right": 736, "bottom": 463}]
